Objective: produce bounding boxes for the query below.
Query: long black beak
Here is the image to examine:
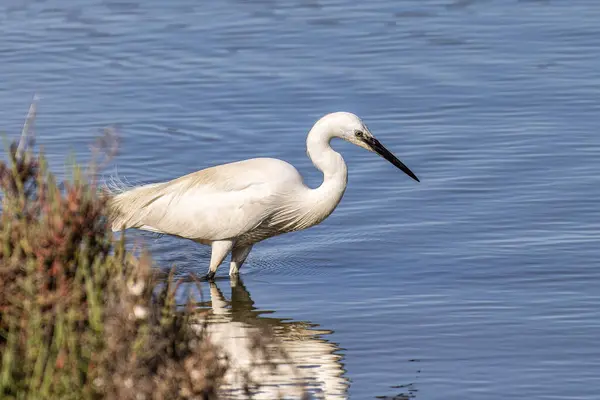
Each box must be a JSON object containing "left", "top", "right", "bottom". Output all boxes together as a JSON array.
[{"left": 365, "top": 137, "right": 420, "bottom": 182}]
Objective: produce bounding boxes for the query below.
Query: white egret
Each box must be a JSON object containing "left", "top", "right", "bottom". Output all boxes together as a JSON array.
[{"left": 108, "top": 112, "right": 419, "bottom": 280}]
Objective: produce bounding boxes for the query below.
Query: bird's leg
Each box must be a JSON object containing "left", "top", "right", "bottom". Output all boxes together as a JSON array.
[
  {"left": 205, "top": 240, "right": 234, "bottom": 281},
  {"left": 229, "top": 244, "right": 253, "bottom": 276}
]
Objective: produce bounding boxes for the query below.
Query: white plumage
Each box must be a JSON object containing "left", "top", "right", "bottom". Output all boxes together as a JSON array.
[{"left": 108, "top": 112, "right": 419, "bottom": 279}]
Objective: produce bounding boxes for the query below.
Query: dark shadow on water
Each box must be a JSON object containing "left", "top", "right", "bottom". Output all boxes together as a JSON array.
[{"left": 376, "top": 381, "right": 419, "bottom": 400}]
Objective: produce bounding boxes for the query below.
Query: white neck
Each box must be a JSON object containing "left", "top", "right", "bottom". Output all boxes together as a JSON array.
[{"left": 302, "top": 122, "right": 348, "bottom": 224}]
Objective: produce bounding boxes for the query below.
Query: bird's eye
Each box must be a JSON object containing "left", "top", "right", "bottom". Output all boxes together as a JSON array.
[{"left": 355, "top": 130, "right": 364, "bottom": 138}]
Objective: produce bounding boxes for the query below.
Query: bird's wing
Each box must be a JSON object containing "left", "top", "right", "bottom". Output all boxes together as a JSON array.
[
  {"left": 109, "top": 158, "right": 303, "bottom": 240},
  {"left": 167, "top": 162, "right": 261, "bottom": 193},
  {"left": 122, "top": 175, "right": 276, "bottom": 241}
]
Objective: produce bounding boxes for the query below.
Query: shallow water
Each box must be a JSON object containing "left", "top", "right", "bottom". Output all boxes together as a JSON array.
[{"left": 1, "top": 0, "right": 600, "bottom": 398}]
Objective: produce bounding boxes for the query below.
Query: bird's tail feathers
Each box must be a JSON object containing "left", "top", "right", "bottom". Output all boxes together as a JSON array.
[
  {"left": 103, "top": 169, "right": 136, "bottom": 196},
  {"left": 103, "top": 170, "right": 164, "bottom": 232}
]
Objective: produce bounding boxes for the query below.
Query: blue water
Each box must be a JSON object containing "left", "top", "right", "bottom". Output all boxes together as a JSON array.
[{"left": 1, "top": 0, "right": 600, "bottom": 398}]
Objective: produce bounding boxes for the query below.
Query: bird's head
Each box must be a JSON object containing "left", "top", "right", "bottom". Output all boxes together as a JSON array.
[{"left": 317, "top": 112, "right": 420, "bottom": 182}]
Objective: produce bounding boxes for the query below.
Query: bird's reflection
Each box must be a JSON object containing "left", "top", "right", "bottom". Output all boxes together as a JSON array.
[{"left": 188, "top": 276, "right": 349, "bottom": 399}]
